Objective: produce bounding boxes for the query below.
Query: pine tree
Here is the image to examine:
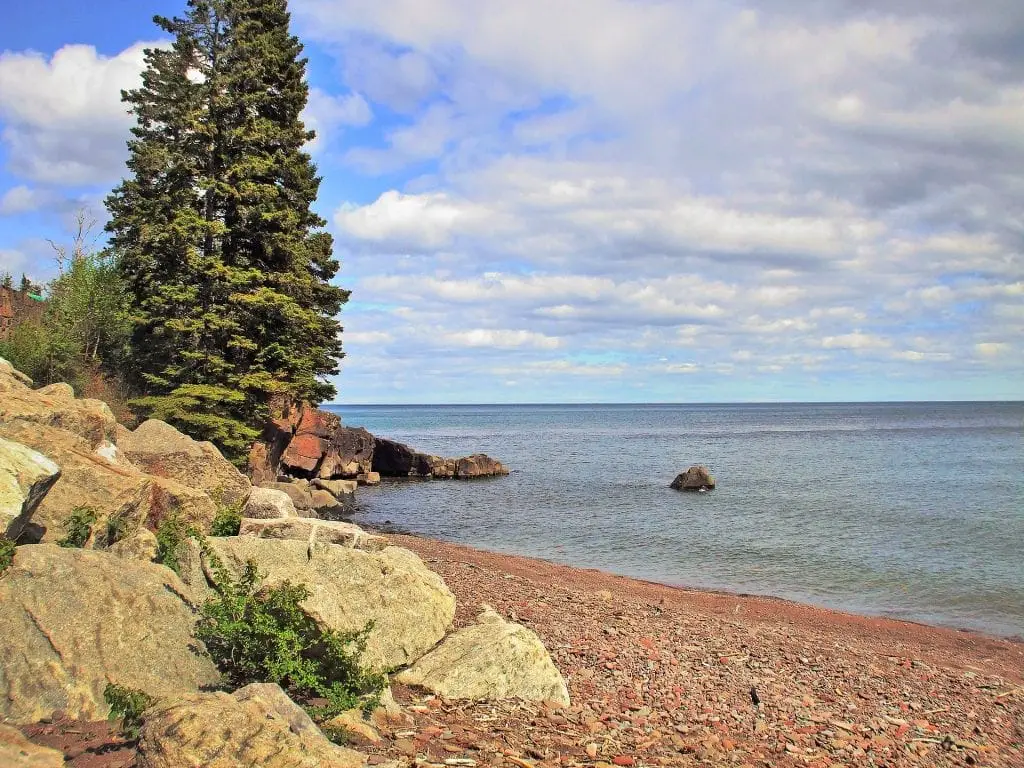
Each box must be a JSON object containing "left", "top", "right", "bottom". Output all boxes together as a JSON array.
[{"left": 106, "top": 0, "right": 348, "bottom": 460}]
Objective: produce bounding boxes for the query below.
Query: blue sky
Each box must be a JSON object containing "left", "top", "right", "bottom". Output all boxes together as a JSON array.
[{"left": 1, "top": 0, "right": 1022, "bottom": 403}]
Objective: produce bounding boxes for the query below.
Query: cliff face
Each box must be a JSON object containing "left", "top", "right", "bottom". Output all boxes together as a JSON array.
[{"left": 248, "top": 402, "right": 509, "bottom": 484}]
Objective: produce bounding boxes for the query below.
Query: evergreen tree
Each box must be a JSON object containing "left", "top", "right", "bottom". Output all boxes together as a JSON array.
[{"left": 106, "top": 0, "right": 348, "bottom": 460}]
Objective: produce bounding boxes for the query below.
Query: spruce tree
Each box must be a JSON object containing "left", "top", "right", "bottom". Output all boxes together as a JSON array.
[{"left": 106, "top": 0, "right": 348, "bottom": 460}]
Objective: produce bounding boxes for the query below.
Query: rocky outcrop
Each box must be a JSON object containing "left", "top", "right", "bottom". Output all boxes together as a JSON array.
[
  {"left": 239, "top": 517, "right": 388, "bottom": 552},
  {"left": 670, "top": 465, "right": 715, "bottom": 491},
  {"left": 0, "top": 436, "right": 60, "bottom": 540},
  {"left": 138, "top": 683, "right": 366, "bottom": 768},
  {"left": 0, "top": 545, "right": 220, "bottom": 723},
  {"left": 0, "top": 363, "right": 117, "bottom": 449},
  {"left": 1, "top": 420, "right": 217, "bottom": 545},
  {"left": 243, "top": 486, "right": 298, "bottom": 519},
  {"left": 372, "top": 437, "right": 508, "bottom": 480},
  {"left": 248, "top": 403, "right": 508, "bottom": 483},
  {"left": 396, "top": 606, "right": 570, "bottom": 705},
  {"left": 203, "top": 537, "right": 455, "bottom": 670},
  {"left": 0, "top": 724, "right": 65, "bottom": 767},
  {"left": 319, "top": 426, "right": 376, "bottom": 480},
  {"left": 119, "top": 419, "right": 251, "bottom": 506},
  {"left": 312, "top": 477, "right": 357, "bottom": 501}
]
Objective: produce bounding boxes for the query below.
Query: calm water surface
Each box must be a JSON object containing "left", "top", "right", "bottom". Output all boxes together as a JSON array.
[{"left": 326, "top": 402, "right": 1024, "bottom": 638}]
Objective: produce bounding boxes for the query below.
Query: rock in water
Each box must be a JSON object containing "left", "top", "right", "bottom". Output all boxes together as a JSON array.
[
  {"left": 0, "top": 724, "right": 65, "bottom": 767},
  {"left": 204, "top": 538, "right": 455, "bottom": 670},
  {"left": 396, "top": 605, "right": 570, "bottom": 705},
  {"left": 138, "top": 683, "right": 366, "bottom": 768},
  {"left": 119, "top": 419, "right": 251, "bottom": 506},
  {"left": 456, "top": 454, "right": 510, "bottom": 479},
  {"left": 0, "top": 545, "right": 221, "bottom": 723},
  {"left": 670, "top": 465, "right": 716, "bottom": 491},
  {"left": 0, "top": 436, "right": 60, "bottom": 540}
]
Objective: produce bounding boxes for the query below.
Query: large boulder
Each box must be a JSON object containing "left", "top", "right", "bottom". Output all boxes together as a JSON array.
[
  {"left": 312, "top": 477, "right": 357, "bottom": 501},
  {"left": 0, "top": 545, "right": 221, "bottom": 723},
  {"left": 138, "top": 683, "right": 366, "bottom": 768},
  {"left": 239, "top": 517, "right": 388, "bottom": 552},
  {"left": 310, "top": 488, "right": 351, "bottom": 518},
  {"left": 0, "top": 355, "right": 33, "bottom": 386},
  {"left": 262, "top": 481, "right": 315, "bottom": 515},
  {"left": 243, "top": 486, "right": 298, "bottom": 519},
  {"left": 0, "top": 421, "right": 217, "bottom": 545},
  {"left": 371, "top": 438, "right": 419, "bottom": 477},
  {"left": 670, "top": 465, "right": 715, "bottom": 491},
  {"left": 119, "top": 419, "right": 251, "bottom": 506},
  {"left": 0, "top": 436, "right": 60, "bottom": 540},
  {"left": 456, "top": 454, "right": 509, "bottom": 479},
  {"left": 280, "top": 406, "right": 341, "bottom": 475},
  {"left": 204, "top": 538, "right": 455, "bottom": 670},
  {"left": 0, "top": 724, "right": 65, "bottom": 767},
  {"left": 318, "top": 426, "right": 375, "bottom": 479},
  {"left": 0, "top": 364, "right": 116, "bottom": 448},
  {"left": 396, "top": 606, "right": 570, "bottom": 705}
]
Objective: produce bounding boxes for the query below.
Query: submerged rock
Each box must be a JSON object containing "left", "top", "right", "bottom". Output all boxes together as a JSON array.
[
  {"left": 396, "top": 605, "right": 570, "bottom": 705},
  {"left": 670, "top": 465, "right": 716, "bottom": 491},
  {"left": 138, "top": 683, "right": 366, "bottom": 768},
  {"left": 0, "top": 545, "right": 220, "bottom": 723}
]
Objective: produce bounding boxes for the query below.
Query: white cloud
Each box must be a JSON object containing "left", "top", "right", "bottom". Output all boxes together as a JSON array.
[
  {"left": 302, "top": 87, "right": 372, "bottom": 150},
  {"left": 0, "top": 186, "right": 55, "bottom": 216},
  {"left": 443, "top": 328, "right": 561, "bottom": 349},
  {"left": 0, "top": 42, "right": 159, "bottom": 184}
]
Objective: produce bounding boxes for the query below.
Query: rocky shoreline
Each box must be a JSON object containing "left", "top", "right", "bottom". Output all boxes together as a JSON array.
[
  {"left": 10, "top": 532, "right": 1024, "bottom": 767},
  {"left": 3, "top": 355, "right": 1022, "bottom": 767}
]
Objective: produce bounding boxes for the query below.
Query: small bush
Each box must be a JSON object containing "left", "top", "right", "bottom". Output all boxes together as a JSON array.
[
  {"left": 155, "top": 514, "right": 196, "bottom": 575},
  {"left": 195, "top": 559, "right": 384, "bottom": 721},
  {"left": 103, "top": 683, "right": 155, "bottom": 740},
  {"left": 58, "top": 506, "right": 97, "bottom": 548},
  {"left": 104, "top": 512, "right": 129, "bottom": 547},
  {"left": 0, "top": 537, "right": 15, "bottom": 574},
  {"left": 209, "top": 503, "right": 242, "bottom": 537}
]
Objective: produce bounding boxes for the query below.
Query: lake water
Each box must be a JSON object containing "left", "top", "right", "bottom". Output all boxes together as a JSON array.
[{"left": 326, "top": 402, "right": 1024, "bottom": 638}]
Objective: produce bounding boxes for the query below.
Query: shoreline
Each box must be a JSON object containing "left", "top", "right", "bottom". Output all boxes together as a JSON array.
[
  {"left": 386, "top": 531, "right": 1024, "bottom": 680},
  {"left": 370, "top": 531, "right": 1024, "bottom": 766},
  {"left": 370, "top": 525, "right": 1024, "bottom": 650}
]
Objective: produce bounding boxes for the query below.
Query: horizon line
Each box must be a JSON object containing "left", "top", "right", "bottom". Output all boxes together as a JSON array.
[{"left": 326, "top": 399, "right": 1024, "bottom": 407}]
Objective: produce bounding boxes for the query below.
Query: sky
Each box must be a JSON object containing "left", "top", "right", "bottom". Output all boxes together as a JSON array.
[{"left": 0, "top": 0, "right": 1022, "bottom": 403}]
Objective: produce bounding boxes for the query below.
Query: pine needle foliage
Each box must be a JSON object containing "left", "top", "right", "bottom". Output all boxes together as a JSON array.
[{"left": 106, "top": 0, "right": 348, "bottom": 460}]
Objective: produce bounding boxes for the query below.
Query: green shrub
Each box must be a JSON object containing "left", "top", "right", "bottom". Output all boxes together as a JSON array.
[
  {"left": 195, "top": 559, "right": 384, "bottom": 721},
  {"left": 104, "top": 512, "right": 129, "bottom": 547},
  {"left": 155, "top": 514, "right": 196, "bottom": 575},
  {"left": 103, "top": 683, "right": 155, "bottom": 739},
  {"left": 209, "top": 503, "right": 242, "bottom": 537},
  {"left": 0, "top": 537, "right": 15, "bottom": 574},
  {"left": 58, "top": 506, "right": 97, "bottom": 548}
]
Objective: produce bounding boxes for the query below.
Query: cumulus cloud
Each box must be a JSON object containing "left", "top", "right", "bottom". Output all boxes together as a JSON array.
[
  {"left": 0, "top": 42, "right": 158, "bottom": 184},
  {"left": 300, "top": 0, "right": 1023, "bottom": 400}
]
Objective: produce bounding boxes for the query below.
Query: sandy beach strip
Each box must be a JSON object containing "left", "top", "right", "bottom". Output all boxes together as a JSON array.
[{"left": 370, "top": 533, "right": 1024, "bottom": 768}]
